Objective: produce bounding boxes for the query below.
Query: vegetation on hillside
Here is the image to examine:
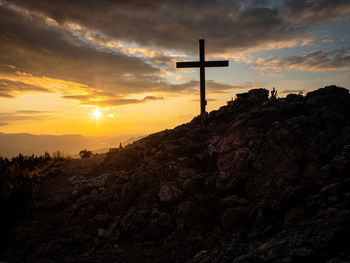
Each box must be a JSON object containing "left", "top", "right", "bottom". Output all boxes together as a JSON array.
[{"left": 0, "top": 152, "right": 69, "bottom": 253}]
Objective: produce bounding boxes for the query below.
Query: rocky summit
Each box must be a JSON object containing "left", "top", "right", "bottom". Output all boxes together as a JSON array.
[{"left": 2, "top": 85, "right": 350, "bottom": 263}]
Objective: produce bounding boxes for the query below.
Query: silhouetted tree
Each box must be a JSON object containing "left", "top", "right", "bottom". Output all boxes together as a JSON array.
[{"left": 79, "top": 149, "right": 92, "bottom": 159}]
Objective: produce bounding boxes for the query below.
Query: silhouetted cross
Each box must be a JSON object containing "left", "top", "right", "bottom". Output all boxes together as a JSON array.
[{"left": 176, "top": 39, "right": 229, "bottom": 115}]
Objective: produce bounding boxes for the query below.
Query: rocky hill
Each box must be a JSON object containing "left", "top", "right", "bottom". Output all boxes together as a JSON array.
[{"left": 2, "top": 85, "right": 350, "bottom": 263}]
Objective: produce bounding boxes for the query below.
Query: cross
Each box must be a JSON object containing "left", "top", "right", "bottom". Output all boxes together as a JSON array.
[{"left": 176, "top": 39, "right": 229, "bottom": 115}]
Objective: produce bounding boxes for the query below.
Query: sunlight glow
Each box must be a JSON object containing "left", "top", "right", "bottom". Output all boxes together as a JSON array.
[
  {"left": 108, "top": 113, "right": 118, "bottom": 119},
  {"left": 93, "top": 109, "right": 101, "bottom": 120}
]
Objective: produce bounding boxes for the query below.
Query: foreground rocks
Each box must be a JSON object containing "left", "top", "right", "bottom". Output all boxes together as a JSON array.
[{"left": 2, "top": 85, "right": 350, "bottom": 263}]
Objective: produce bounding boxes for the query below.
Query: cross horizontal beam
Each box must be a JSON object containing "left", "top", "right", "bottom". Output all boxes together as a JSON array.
[
  {"left": 176, "top": 60, "right": 229, "bottom": 68},
  {"left": 176, "top": 39, "right": 229, "bottom": 115}
]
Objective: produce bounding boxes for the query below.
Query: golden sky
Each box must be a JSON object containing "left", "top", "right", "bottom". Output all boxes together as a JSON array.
[{"left": 1, "top": 0, "right": 350, "bottom": 136}]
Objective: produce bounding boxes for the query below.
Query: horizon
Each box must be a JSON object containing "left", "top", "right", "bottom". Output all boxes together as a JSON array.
[
  {"left": 0, "top": 131, "right": 146, "bottom": 158},
  {"left": 1, "top": 0, "right": 350, "bottom": 137}
]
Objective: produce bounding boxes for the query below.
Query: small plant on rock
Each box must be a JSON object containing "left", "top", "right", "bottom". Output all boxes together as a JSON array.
[{"left": 271, "top": 87, "right": 278, "bottom": 100}]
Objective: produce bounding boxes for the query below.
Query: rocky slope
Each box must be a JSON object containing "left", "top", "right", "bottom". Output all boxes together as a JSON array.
[{"left": 2, "top": 85, "right": 350, "bottom": 263}]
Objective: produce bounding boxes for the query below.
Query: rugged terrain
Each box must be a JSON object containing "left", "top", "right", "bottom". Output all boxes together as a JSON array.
[{"left": 2, "top": 85, "right": 350, "bottom": 263}]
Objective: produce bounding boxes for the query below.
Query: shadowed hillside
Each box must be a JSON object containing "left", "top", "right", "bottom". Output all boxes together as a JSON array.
[{"left": 1, "top": 85, "right": 350, "bottom": 263}]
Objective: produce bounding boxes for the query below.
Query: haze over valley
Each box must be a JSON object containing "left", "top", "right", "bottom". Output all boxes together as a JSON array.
[{"left": 0, "top": 132, "right": 144, "bottom": 158}]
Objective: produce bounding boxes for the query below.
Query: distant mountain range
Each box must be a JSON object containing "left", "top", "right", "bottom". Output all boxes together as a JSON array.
[{"left": 0, "top": 132, "right": 145, "bottom": 158}]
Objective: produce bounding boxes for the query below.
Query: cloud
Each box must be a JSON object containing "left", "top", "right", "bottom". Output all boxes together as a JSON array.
[
  {"left": 15, "top": 110, "right": 53, "bottom": 114},
  {"left": 251, "top": 47, "right": 350, "bottom": 73},
  {"left": 278, "top": 88, "right": 309, "bottom": 95},
  {"left": 94, "top": 96, "right": 165, "bottom": 107},
  {"left": 0, "top": 78, "right": 51, "bottom": 98},
  {"left": 0, "top": 0, "right": 348, "bottom": 107},
  {"left": 0, "top": 122, "right": 9, "bottom": 126},
  {"left": 0, "top": 4, "right": 162, "bottom": 97},
  {"left": 320, "top": 35, "right": 334, "bottom": 44},
  {"left": 63, "top": 94, "right": 164, "bottom": 107},
  {"left": 0, "top": 3, "right": 236, "bottom": 102},
  {"left": 142, "top": 96, "right": 164, "bottom": 102},
  {"left": 190, "top": 98, "right": 217, "bottom": 102},
  {"left": 169, "top": 80, "right": 260, "bottom": 94},
  {"left": 161, "top": 80, "right": 253, "bottom": 95},
  {"left": 59, "top": 79, "right": 248, "bottom": 107},
  {"left": 0, "top": 111, "right": 52, "bottom": 123},
  {"left": 4, "top": 0, "right": 350, "bottom": 54},
  {"left": 61, "top": 95, "right": 91, "bottom": 102}
]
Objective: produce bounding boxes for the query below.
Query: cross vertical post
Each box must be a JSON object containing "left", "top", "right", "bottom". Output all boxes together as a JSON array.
[
  {"left": 176, "top": 39, "right": 229, "bottom": 115},
  {"left": 199, "top": 39, "right": 206, "bottom": 115}
]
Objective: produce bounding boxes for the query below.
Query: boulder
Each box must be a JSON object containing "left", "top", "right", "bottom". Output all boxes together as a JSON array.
[{"left": 158, "top": 182, "right": 183, "bottom": 202}]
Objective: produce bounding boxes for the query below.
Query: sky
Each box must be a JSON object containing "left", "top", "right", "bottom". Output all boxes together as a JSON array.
[{"left": 0, "top": 0, "right": 350, "bottom": 137}]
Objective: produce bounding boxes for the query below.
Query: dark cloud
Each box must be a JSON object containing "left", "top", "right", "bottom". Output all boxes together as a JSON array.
[
  {"left": 4, "top": 0, "right": 350, "bottom": 53},
  {"left": 1, "top": 3, "right": 236, "bottom": 99},
  {"left": 283, "top": 47, "right": 350, "bottom": 71},
  {"left": 0, "top": 79, "right": 50, "bottom": 98},
  {"left": 142, "top": 96, "right": 164, "bottom": 102},
  {"left": 0, "top": 122, "right": 9, "bottom": 126},
  {"left": 252, "top": 47, "right": 350, "bottom": 73},
  {"left": 0, "top": 4, "right": 162, "bottom": 96}
]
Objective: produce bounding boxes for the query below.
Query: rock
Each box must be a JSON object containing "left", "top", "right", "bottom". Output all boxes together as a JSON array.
[
  {"left": 332, "top": 155, "right": 349, "bottom": 175},
  {"left": 320, "top": 183, "right": 342, "bottom": 203},
  {"left": 306, "top": 85, "right": 349, "bottom": 97},
  {"left": 221, "top": 195, "right": 249, "bottom": 207},
  {"left": 215, "top": 170, "right": 245, "bottom": 192},
  {"left": 73, "top": 232, "right": 91, "bottom": 243},
  {"left": 94, "top": 214, "right": 110, "bottom": 222},
  {"left": 319, "top": 164, "right": 333, "bottom": 179},
  {"left": 286, "top": 93, "right": 303, "bottom": 101},
  {"left": 221, "top": 207, "right": 250, "bottom": 231},
  {"left": 175, "top": 201, "right": 192, "bottom": 230},
  {"left": 141, "top": 209, "right": 173, "bottom": 241},
  {"left": 44, "top": 240, "right": 62, "bottom": 255},
  {"left": 236, "top": 88, "right": 269, "bottom": 105},
  {"left": 158, "top": 182, "right": 183, "bottom": 202},
  {"left": 342, "top": 144, "right": 350, "bottom": 160}
]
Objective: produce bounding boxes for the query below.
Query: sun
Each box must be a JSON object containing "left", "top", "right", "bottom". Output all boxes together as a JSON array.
[{"left": 93, "top": 109, "right": 101, "bottom": 120}]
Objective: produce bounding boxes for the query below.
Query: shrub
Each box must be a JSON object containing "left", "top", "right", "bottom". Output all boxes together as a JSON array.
[
  {"left": 79, "top": 149, "right": 93, "bottom": 159},
  {"left": 0, "top": 153, "right": 69, "bottom": 253}
]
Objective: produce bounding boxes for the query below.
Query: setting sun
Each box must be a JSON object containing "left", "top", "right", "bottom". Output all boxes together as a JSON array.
[{"left": 93, "top": 109, "right": 101, "bottom": 120}]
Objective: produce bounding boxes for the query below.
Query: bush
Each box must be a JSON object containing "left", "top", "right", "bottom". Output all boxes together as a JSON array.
[
  {"left": 79, "top": 149, "right": 93, "bottom": 159},
  {"left": 0, "top": 153, "right": 69, "bottom": 253}
]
